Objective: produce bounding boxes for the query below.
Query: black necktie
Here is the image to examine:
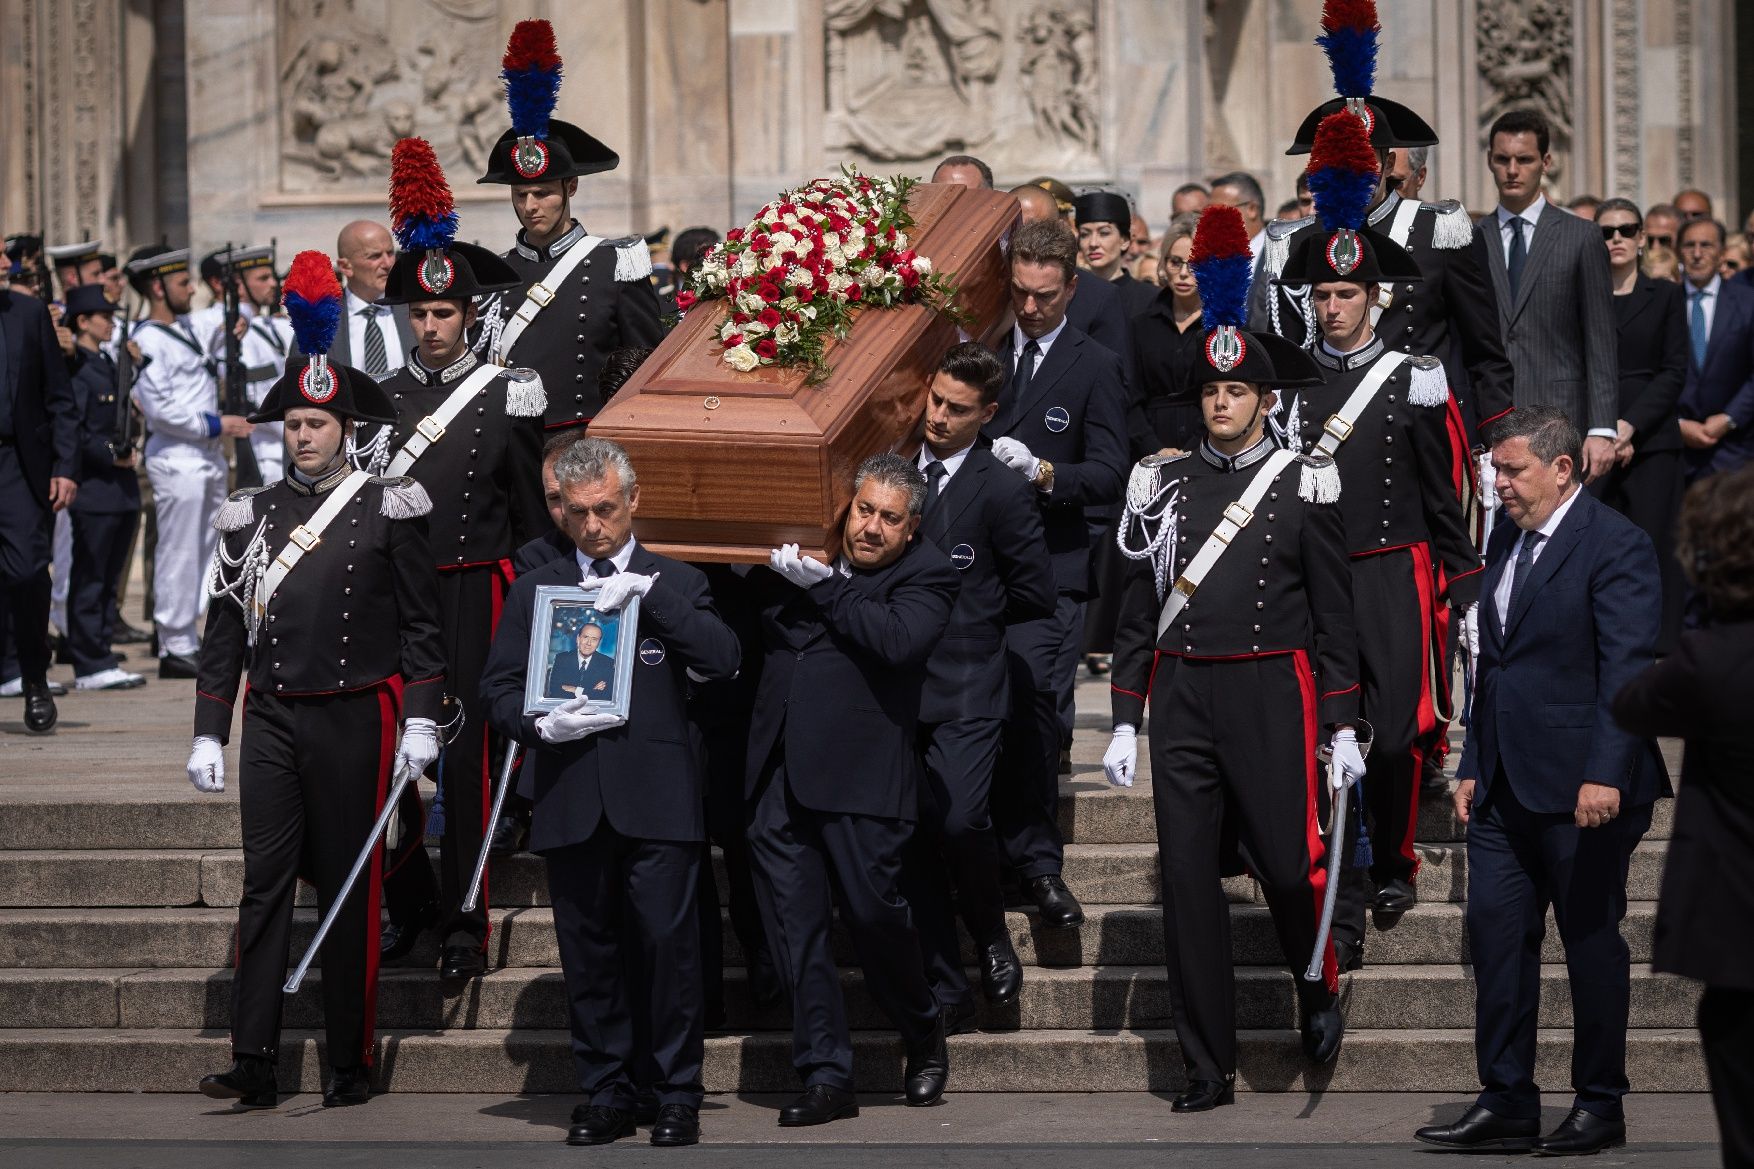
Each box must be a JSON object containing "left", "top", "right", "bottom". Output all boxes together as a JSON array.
[
  {"left": 1505, "top": 530, "right": 1544, "bottom": 620},
  {"left": 922, "top": 460, "right": 946, "bottom": 517},
  {"left": 1506, "top": 216, "right": 1527, "bottom": 302},
  {"left": 360, "top": 307, "right": 388, "bottom": 378},
  {"left": 590, "top": 558, "right": 615, "bottom": 578},
  {"left": 1012, "top": 337, "right": 1040, "bottom": 402}
]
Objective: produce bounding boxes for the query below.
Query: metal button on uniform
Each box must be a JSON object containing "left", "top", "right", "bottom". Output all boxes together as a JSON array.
[
  {"left": 1387, "top": 395, "right": 1397, "bottom": 405},
  {"left": 342, "top": 612, "right": 350, "bottom": 620},
  {"left": 344, "top": 587, "right": 351, "bottom": 595},
  {"left": 276, "top": 684, "right": 284, "bottom": 691},
  {"left": 342, "top": 636, "right": 349, "bottom": 645},
  {"left": 458, "top": 535, "right": 466, "bottom": 543},
  {"left": 1383, "top": 499, "right": 1391, "bottom": 508},
  {"left": 575, "top": 374, "right": 585, "bottom": 383},
  {"left": 1385, "top": 457, "right": 1394, "bottom": 466},
  {"left": 1381, "top": 519, "right": 1390, "bottom": 528},
  {"left": 340, "top": 659, "right": 347, "bottom": 667},
  {"left": 579, "top": 294, "right": 587, "bottom": 302},
  {"left": 474, "top": 428, "right": 482, "bottom": 437},
  {"left": 1266, "top": 513, "right": 1275, "bottom": 522},
  {"left": 1385, "top": 414, "right": 1395, "bottom": 423},
  {"left": 1384, "top": 435, "right": 1394, "bottom": 444},
  {"left": 1264, "top": 534, "right": 1273, "bottom": 543},
  {"left": 348, "top": 540, "right": 356, "bottom": 548},
  {"left": 271, "top": 637, "right": 278, "bottom": 646},
  {"left": 1256, "top": 601, "right": 1265, "bottom": 610},
  {"left": 273, "top": 661, "right": 281, "bottom": 670},
  {"left": 577, "top": 334, "right": 586, "bottom": 343},
  {"left": 1269, "top": 492, "right": 1278, "bottom": 501},
  {"left": 1260, "top": 557, "right": 1269, "bottom": 566},
  {"left": 269, "top": 503, "right": 277, "bottom": 511},
  {"left": 1253, "top": 624, "right": 1261, "bottom": 633},
  {"left": 576, "top": 354, "right": 586, "bottom": 363},
  {"left": 350, "top": 518, "right": 358, "bottom": 526},
  {"left": 269, "top": 614, "right": 277, "bottom": 622},
  {"left": 477, "top": 407, "right": 486, "bottom": 416},
  {"left": 1384, "top": 478, "right": 1392, "bottom": 487},
  {"left": 577, "top": 313, "right": 587, "bottom": 322},
  {"left": 466, "top": 471, "right": 475, "bottom": 479},
  {"left": 1257, "top": 579, "right": 1265, "bottom": 588},
  {"left": 1252, "top": 645, "right": 1260, "bottom": 653},
  {"left": 1379, "top": 537, "right": 1388, "bottom": 545},
  {"left": 462, "top": 491, "right": 471, "bottom": 500}
]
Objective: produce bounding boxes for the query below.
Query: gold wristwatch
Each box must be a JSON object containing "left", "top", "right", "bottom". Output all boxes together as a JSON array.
[{"left": 1033, "top": 458, "right": 1056, "bottom": 492}]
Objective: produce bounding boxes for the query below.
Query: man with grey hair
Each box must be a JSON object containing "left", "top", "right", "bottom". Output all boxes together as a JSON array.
[
  {"left": 743, "top": 451, "right": 959, "bottom": 1125},
  {"left": 482, "top": 436, "right": 741, "bottom": 1148},
  {"left": 1390, "top": 146, "right": 1430, "bottom": 200},
  {"left": 1418, "top": 406, "right": 1667, "bottom": 1155}
]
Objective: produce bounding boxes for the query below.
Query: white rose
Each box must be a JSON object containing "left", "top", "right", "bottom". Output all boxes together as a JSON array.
[
  {"left": 799, "top": 305, "right": 817, "bottom": 321},
  {"left": 775, "top": 322, "right": 799, "bottom": 344},
  {"left": 787, "top": 268, "right": 813, "bottom": 288},
  {"left": 724, "top": 343, "right": 759, "bottom": 372},
  {"left": 770, "top": 231, "right": 798, "bottom": 252},
  {"left": 738, "top": 291, "right": 764, "bottom": 313},
  {"left": 912, "top": 255, "right": 933, "bottom": 275}
]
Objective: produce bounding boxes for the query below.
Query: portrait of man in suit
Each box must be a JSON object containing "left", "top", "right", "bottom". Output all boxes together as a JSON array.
[{"left": 546, "top": 616, "right": 617, "bottom": 701}]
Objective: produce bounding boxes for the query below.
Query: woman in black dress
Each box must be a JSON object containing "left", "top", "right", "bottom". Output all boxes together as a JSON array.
[
  {"left": 1595, "top": 197, "right": 1689, "bottom": 652},
  {"left": 1129, "top": 212, "right": 1208, "bottom": 452}
]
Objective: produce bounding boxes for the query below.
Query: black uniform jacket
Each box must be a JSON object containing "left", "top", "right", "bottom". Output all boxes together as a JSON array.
[
  {"left": 69, "top": 346, "right": 141, "bottom": 514},
  {"left": 985, "top": 326, "right": 1128, "bottom": 596},
  {"left": 1255, "top": 193, "right": 1514, "bottom": 440},
  {"left": 512, "top": 526, "right": 574, "bottom": 576},
  {"left": 919, "top": 446, "right": 1056, "bottom": 723},
  {"left": 374, "top": 351, "right": 548, "bottom": 569},
  {"left": 0, "top": 289, "right": 78, "bottom": 499},
  {"left": 744, "top": 539, "right": 958, "bottom": 822},
  {"left": 482, "top": 543, "right": 741, "bottom": 849},
  {"left": 194, "top": 469, "right": 447, "bottom": 741},
  {"left": 481, "top": 222, "right": 664, "bottom": 429},
  {"left": 1110, "top": 441, "right": 1360, "bottom": 731},
  {"left": 1292, "top": 339, "right": 1483, "bottom": 607}
]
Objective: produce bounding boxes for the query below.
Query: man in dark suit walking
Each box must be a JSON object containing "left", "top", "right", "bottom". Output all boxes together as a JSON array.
[
  {"left": 984, "top": 218, "right": 1128, "bottom": 930},
  {"left": 902, "top": 343, "right": 1056, "bottom": 1033},
  {"left": 1676, "top": 217, "right": 1754, "bottom": 477},
  {"left": 1417, "top": 407, "right": 1668, "bottom": 1156},
  {"left": 482, "top": 438, "right": 741, "bottom": 1148},
  {"left": 743, "top": 454, "right": 959, "bottom": 1126}
]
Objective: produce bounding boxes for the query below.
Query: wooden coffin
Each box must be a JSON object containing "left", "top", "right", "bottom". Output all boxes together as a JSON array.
[{"left": 588, "top": 182, "right": 1019, "bottom": 562}]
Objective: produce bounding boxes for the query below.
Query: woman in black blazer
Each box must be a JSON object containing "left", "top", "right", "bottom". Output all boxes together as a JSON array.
[
  {"left": 1596, "top": 198, "right": 1689, "bottom": 652},
  {"left": 1613, "top": 466, "right": 1754, "bottom": 1169},
  {"left": 1128, "top": 212, "right": 1208, "bottom": 452}
]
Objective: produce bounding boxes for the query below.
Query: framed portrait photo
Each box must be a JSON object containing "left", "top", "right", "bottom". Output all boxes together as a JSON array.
[{"left": 523, "top": 584, "right": 640, "bottom": 718}]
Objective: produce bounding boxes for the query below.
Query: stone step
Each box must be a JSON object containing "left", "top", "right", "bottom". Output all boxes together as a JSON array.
[
  {"left": 0, "top": 1025, "right": 1706, "bottom": 1094},
  {"left": 0, "top": 837, "right": 1673, "bottom": 911},
  {"left": 0, "top": 901, "right": 1662, "bottom": 972},
  {"left": 5, "top": 963, "right": 1697, "bottom": 1033}
]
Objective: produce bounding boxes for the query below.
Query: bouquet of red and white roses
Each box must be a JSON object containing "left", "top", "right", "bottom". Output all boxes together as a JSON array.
[{"left": 680, "top": 167, "right": 964, "bottom": 384}]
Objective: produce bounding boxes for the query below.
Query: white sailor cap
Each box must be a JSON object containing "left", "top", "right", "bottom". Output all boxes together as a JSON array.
[
  {"left": 124, "top": 247, "right": 191, "bottom": 278},
  {"left": 45, "top": 240, "right": 103, "bottom": 266}
]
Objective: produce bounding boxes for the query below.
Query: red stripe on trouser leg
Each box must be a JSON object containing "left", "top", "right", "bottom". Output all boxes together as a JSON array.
[
  {"left": 470, "top": 562, "right": 514, "bottom": 946},
  {"left": 359, "top": 683, "right": 399, "bottom": 1068},
  {"left": 1292, "top": 649, "right": 1338, "bottom": 995},
  {"left": 1404, "top": 546, "right": 1442, "bottom": 877}
]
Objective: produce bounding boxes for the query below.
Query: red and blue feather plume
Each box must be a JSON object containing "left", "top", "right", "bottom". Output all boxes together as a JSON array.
[
  {"left": 1305, "top": 110, "right": 1380, "bottom": 231},
  {"left": 388, "top": 137, "right": 458, "bottom": 254},
  {"left": 1316, "top": 0, "right": 1379, "bottom": 100},
  {"left": 281, "top": 251, "right": 343, "bottom": 358},
  {"left": 1190, "top": 205, "right": 1253, "bottom": 332},
  {"left": 503, "top": 19, "right": 563, "bottom": 140}
]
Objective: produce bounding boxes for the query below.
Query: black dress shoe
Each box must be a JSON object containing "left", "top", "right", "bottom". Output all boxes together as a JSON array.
[
  {"left": 1334, "top": 937, "right": 1364, "bottom": 973},
  {"left": 1299, "top": 990, "right": 1344, "bottom": 1064},
  {"left": 380, "top": 900, "right": 437, "bottom": 961},
  {"left": 978, "top": 935, "right": 1022, "bottom": 1006},
  {"left": 777, "top": 1084, "right": 859, "bottom": 1127},
  {"left": 22, "top": 681, "right": 57, "bottom": 733},
  {"left": 1414, "top": 1104, "right": 1539, "bottom": 1151},
  {"left": 113, "top": 621, "right": 153, "bottom": 645},
  {"left": 198, "top": 1055, "right": 277, "bottom": 1108},
  {"left": 567, "top": 1104, "right": 636, "bottom": 1146},
  {"left": 1534, "top": 1107, "right": 1625, "bottom": 1156},
  {"left": 635, "top": 1087, "right": 661, "bottom": 1125},
  {"left": 650, "top": 1103, "right": 700, "bottom": 1147},
  {"left": 440, "top": 944, "right": 486, "bottom": 982},
  {"left": 158, "top": 653, "right": 199, "bottom": 679},
  {"left": 942, "top": 997, "right": 979, "bottom": 1036},
  {"left": 487, "top": 812, "right": 527, "bottom": 857},
  {"left": 904, "top": 1018, "right": 950, "bottom": 1107},
  {"left": 1026, "top": 875, "right": 1084, "bottom": 929},
  {"left": 1171, "top": 1076, "right": 1234, "bottom": 1113},
  {"left": 322, "top": 1065, "right": 371, "bottom": 1107},
  {"left": 1373, "top": 878, "right": 1416, "bottom": 914}
]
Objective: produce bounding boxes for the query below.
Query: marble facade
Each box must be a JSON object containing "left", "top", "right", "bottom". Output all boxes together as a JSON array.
[{"left": 0, "top": 0, "right": 1740, "bottom": 271}]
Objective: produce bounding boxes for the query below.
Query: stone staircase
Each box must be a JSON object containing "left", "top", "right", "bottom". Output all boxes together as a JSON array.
[{"left": 0, "top": 675, "right": 1704, "bottom": 1095}]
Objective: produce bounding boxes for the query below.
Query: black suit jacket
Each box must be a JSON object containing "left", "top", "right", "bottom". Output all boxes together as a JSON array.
[
  {"left": 1064, "top": 270, "right": 1135, "bottom": 385},
  {"left": 0, "top": 290, "right": 78, "bottom": 503},
  {"left": 512, "top": 527, "right": 574, "bottom": 576},
  {"left": 546, "top": 648, "right": 617, "bottom": 700},
  {"left": 744, "top": 540, "right": 957, "bottom": 821},
  {"left": 984, "top": 326, "right": 1128, "bottom": 596},
  {"left": 1679, "top": 276, "right": 1754, "bottom": 475},
  {"left": 1611, "top": 276, "right": 1689, "bottom": 454},
  {"left": 1614, "top": 621, "right": 1754, "bottom": 990},
  {"left": 918, "top": 447, "right": 1055, "bottom": 722},
  {"left": 482, "top": 543, "right": 741, "bottom": 848}
]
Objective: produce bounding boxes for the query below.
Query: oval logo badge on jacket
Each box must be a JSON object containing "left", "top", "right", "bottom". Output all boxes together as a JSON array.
[
  {"left": 638, "top": 638, "right": 666, "bottom": 666},
  {"left": 950, "top": 544, "right": 975, "bottom": 570},
  {"left": 1045, "top": 406, "right": 1071, "bottom": 433}
]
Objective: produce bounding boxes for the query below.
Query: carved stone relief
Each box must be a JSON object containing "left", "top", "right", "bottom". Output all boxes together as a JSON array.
[
  {"left": 1609, "top": 0, "right": 1640, "bottom": 198},
  {"left": 276, "top": 0, "right": 501, "bottom": 192},
  {"left": 823, "top": 0, "right": 1100, "bottom": 175},
  {"left": 1476, "top": 0, "right": 1573, "bottom": 181}
]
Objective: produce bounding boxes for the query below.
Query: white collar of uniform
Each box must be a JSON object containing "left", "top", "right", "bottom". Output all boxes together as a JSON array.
[
  {"left": 919, "top": 440, "right": 975, "bottom": 482},
  {"left": 344, "top": 288, "right": 386, "bottom": 317},
  {"left": 1367, "top": 190, "right": 1400, "bottom": 227},
  {"left": 576, "top": 537, "right": 637, "bottom": 579},
  {"left": 1012, "top": 314, "right": 1069, "bottom": 358},
  {"left": 1497, "top": 194, "right": 1548, "bottom": 231},
  {"left": 515, "top": 220, "right": 587, "bottom": 264},
  {"left": 1526, "top": 481, "right": 1582, "bottom": 546}
]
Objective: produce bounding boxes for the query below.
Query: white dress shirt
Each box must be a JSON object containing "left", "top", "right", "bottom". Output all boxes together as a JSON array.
[
  {"left": 1494, "top": 483, "right": 1581, "bottom": 626},
  {"left": 1010, "top": 315, "right": 1069, "bottom": 379},
  {"left": 575, "top": 537, "right": 637, "bottom": 579},
  {"left": 1495, "top": 194, "right": 1549, "bottom": 260},
  {"left": 1685, "top": 273, "right": 1721, "bottom": 347},
  {"left": 344, "top": 288, "right": 405, "bottom": 371},
  {"left": 918, "top": 441, "right": 975, "bottom": 486}
]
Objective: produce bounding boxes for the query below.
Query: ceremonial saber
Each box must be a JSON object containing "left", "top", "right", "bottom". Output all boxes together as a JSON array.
[
  {"left": 461, "top": 746, "right": 521, "bottom": 914},
  {"left": 1305, "top": 751, "right": 1349, "bottom": 983},
  {"left": 284, "top": 763, "right": 420, "bottom": 994}
]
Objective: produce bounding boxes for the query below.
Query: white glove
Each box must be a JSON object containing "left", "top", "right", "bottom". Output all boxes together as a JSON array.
[
  {"left": 1330, "top": 727, "right": 1367, "bottom": 791},
  {"left": 186, "top": 736, "right": 225, "bottom": 793},
  {"left": 592, "top": 571, "right": 655, "bottom": 613},
  {"left": 1102, "top": 725, "right": 1138, "bottom": 788},
  {"left": 1459, "top": 601, "right": 1480, "bottom": 661},
  {"left": 990, "top": 437, "right": 1041, "bottom": 482},
  {"left": 536, "top": 696, "right": 627, "bottom": 744},
  {"left": 768, "top": 543, "right": 833, "bottom": 588},
  {"left": 393, "top": 717, "right": 440, "bottom": 784}
]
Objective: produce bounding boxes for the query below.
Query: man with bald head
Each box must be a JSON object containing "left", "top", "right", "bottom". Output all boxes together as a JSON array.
[
  {"left": 1008, "top": 185, "right": 1133, "bottom": 386},
  {"left": 933, "top": 155, "right": 992, "bottom": 190},
  {"left": 329, "top": 220, "right": 413, "bottom": 380}
]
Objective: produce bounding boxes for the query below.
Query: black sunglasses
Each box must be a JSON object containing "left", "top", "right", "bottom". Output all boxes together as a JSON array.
[
  {"left": 1599, "top": 224, "right": 1640, "bottom": 241},
  {"left": 1648, "top": 234, "right": 1674, "bottom": 249}
]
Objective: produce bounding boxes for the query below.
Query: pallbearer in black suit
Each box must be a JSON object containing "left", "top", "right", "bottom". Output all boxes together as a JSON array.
[
  {"left": 1105, "top": 206, "right": 1361, "bottom": 1113},
  {"left": 482, "top": 438, "right": 740, "bottom": 1148},
  {"left": 745, "top": 454, "right": 958, "bottom": 1126},
  {"left": 189, "top": 253, "right": 446, "bottom": 1109},
  {"left": 474, "top": 20, "right": 662, "bottom": 430},
  {"left": 63, "top": 285, "right": 145, "bottom": 691},
  {"left": 902, "top": 345, "right": 1056, "bottom": 1033},
  {"left": 984, "top": 218, "right": 1128, "bottom": 930},
  {"left": 1279, "top": 112, "right": 1483, "bottom": 964},
  {"left": 365, "top": 139, "right": 546, "bottom": 984}
]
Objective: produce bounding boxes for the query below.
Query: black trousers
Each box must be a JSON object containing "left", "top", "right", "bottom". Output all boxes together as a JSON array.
[
  {"left": 698, "top": 707, "right": 769, "bottom": 1014},
  {"left": 232, "top": 685, "right": 396, "bottom": 1068},
  {"left": 1333, "top": 546, "right": 1445, "bottom": 948},
  {"left": 1147, "top": 653, "right": 1337, "bottom": 1082},
  {"left": 1701, "top": 985, "right": 1754, "bottom": 1169},
  {"left": 0, "top": 445, "right": 52, "bottom": 685},
  {"left": 902, "top": 716, "right": 1008, "bottom": 1009},
  {"left": 66, "top": 508, "right": 138, "bottom": 676},
  {"left": 1465, "top": 773, "right": 1650, "bottom": 1121},
  {"left": 746, "top": 761, "right": 938, "bottom": 1089},
  {"left": 1599, "top": 448, "right": 1685, "bottom": 655},
  {"left": 544, "top": 822, "right": 705, "bottom": 1108},
  {"left": 993, "top": 590, "right": 1080, "bottom": 881}
]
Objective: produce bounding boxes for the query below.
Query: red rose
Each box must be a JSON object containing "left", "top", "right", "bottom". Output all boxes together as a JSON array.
[
  {"left": 758, "top": 283, "right": 782, "bottom": 303},
  {"left": 750, "top": 232, "right": 771, "bottom": 251},
  {"left": 675, "top": 290, "right": 697, "bottom": 311},
  {"left": 723, "top": 333, "right": 744, "bottom": 348},
  {"left": 900, "top": 266, "right": 920, "bottom": 289},
  {"left": 796, "top": 286, "right": 814, "bottom": 304},
  {"left": 726, "top": 227, "right": 744, "bottom": 242},
  {"left": 755, "top": 338, "right": 778, "bottom": 359},
  {"left": 846, "top": 283, "right": 863, "bottom": 302},
  {"left": 758, "top": 306, "right": 782, "bottom": 328}
]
